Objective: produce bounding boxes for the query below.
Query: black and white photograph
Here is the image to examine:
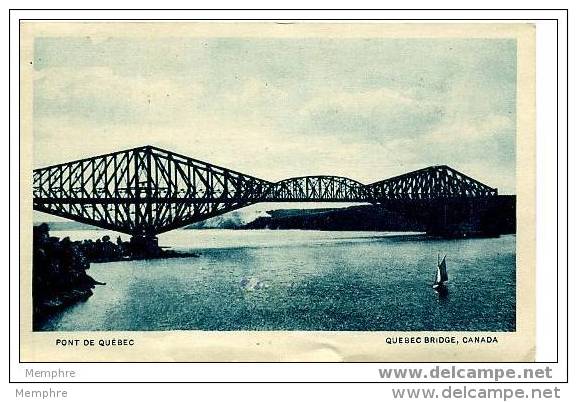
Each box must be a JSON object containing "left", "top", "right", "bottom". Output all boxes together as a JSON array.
[{"left": 19, "top": 21, "right": 537, "bottom": 362}]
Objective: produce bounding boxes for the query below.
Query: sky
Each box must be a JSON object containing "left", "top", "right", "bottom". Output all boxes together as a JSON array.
[{"left": 33, "top": 36, "right": 517, "bottom": 194}]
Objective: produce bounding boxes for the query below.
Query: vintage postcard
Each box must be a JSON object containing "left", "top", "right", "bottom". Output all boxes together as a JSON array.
[{"left": 20, "top": 22, "right": 535, "bottom": 362}]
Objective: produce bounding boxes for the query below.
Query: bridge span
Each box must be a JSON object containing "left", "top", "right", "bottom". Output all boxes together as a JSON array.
[{"left": 33, "top": 145, "right": 499, "bottom": 245}]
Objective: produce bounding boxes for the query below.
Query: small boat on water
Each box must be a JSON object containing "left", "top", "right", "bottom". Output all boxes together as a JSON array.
[{"left": 432, "top": 254, "right": 448, "bottom": 290}]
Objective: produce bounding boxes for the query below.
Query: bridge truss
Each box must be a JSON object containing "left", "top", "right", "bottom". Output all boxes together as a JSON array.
[{"left": 33, "top": 145, "right": 498, "bottom": 237}]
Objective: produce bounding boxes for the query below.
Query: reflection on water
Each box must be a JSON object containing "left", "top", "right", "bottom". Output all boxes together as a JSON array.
[
  {"left": 435, "top": 286, "right": 450, "bottom": 303},
  {"left": 39, "top": 230, "right": 516, "bottom": 332}
]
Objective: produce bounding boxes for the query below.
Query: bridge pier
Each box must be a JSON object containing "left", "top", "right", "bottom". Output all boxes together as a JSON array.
[{"left": 129, "top": 235, "right": 161, "bottom": 257}]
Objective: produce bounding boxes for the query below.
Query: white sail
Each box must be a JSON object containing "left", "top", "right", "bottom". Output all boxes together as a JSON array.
[
  {"left": 438, "top": 256, "right": 448, "bottom": 283},
  {"left": 434, "top": 255, "right": 448, "bottom": 287}
]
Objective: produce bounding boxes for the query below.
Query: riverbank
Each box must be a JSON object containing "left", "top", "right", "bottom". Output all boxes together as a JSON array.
[
  {"left": 32, "top": 223, "right": 200, "bottom": 329},
  {"left": 77, "top": 233, "right": 200, "bottom": 261},
  {"left": 239, "top": 198, "right": 516, "bottom": 237},
  {"left": 33, "top": 224, "right": 104, "bottom": 329}
]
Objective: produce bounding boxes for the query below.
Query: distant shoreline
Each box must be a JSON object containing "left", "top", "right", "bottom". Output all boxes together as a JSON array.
[{"left": 37, "top": 200, "right": 515, "bottom": 238}]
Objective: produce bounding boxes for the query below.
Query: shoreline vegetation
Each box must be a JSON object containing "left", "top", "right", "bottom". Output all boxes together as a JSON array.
[
  {"left": 49, "top": 201, "right": 515, "bottom": 236},
  {"left": 192, "top": 201, "right": 516, "bottom": 237},
  {"left": 32, "top": 223, "right": 199, "bottom": 330}
]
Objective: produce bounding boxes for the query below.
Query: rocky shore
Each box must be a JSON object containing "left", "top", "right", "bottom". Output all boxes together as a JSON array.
[
  {"left": 33, "top": 224, "right": 104, "bottom": 330},
  {"left": 32, "top": 223, "right": 199, "bottom": 329},
  {"left": 76, "top": 233, "right": 199, "bottom": 261}
]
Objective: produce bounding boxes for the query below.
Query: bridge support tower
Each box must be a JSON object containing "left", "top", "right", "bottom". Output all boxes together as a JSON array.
[{"left": 129, "top": 235, "right": 160, "bottom": 258}]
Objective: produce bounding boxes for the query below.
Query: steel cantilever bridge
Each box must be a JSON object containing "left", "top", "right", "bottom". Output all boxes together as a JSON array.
[{"left": 33, "top": 145, "right": 498, "bottom": 241}]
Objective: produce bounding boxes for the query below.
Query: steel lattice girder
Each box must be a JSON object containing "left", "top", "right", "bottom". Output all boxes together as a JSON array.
[
  {"left": 33, "top": 146, "right": 273, "bottom": 235},
  {"left": 264, "top": 176, "right": 367, "bottom": 202},
  {"left": 33, "top": 146, "right": 498, "bottom": 236},
  {"left": 364, "top": 165, "right": 498, "bottom": 201}
]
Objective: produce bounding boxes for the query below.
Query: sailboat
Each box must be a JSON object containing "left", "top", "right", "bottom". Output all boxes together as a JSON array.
[{"left": 432, "top": 254, "right": 448, "bottom": 290}]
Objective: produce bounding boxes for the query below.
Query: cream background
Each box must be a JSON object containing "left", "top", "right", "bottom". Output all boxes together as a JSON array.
[{"left": 19, "top": 22, "right": 535, "bottom": 362}]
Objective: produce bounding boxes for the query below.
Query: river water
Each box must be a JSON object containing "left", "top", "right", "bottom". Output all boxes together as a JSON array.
[{"left": 39, "top": 230, "right": 516, "bottom": 332}]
